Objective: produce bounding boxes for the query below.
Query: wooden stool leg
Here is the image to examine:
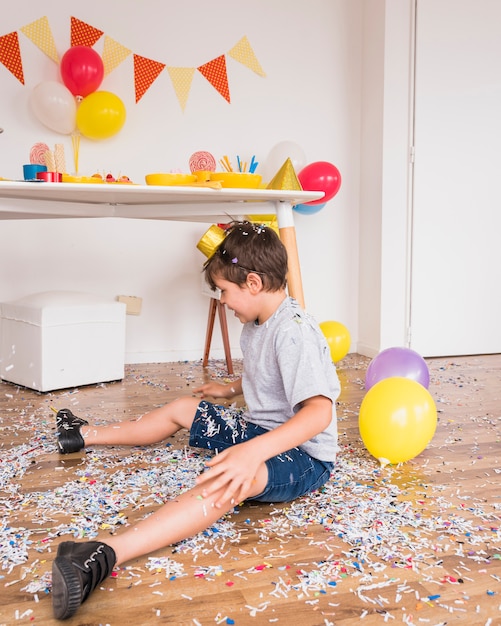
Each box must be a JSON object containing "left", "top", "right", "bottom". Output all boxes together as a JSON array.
[
  {"left": 203, "top": 298, "right": 218, "bottom": 367},
  {"left": 216, "top": 301, "right": 234, "bottom": 375}
]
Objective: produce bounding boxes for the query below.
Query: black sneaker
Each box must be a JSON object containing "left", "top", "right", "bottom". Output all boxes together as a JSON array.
[
  {"left": 56, "top": 409, "right": 88, "bottom": 454},
  {"left": 52, "top": 541, "right": 116, "bottom": 620}
]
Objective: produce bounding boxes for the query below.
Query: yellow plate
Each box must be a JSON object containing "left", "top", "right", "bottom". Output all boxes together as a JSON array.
[
  {"left": 145, "top": 173, "right": 197, "bottom": 186},
  {"left": 62, "top": 175, "right": 105, "bottom": 184},
  {"left": 210, "top": 172, "right": 262, "bottom": 189}
]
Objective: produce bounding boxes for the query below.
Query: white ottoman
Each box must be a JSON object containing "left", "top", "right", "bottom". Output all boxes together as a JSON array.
[{"left": 0, "top": 291, "right": 126, "bottom": 392}]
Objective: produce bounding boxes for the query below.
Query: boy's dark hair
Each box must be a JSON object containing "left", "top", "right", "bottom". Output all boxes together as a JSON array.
[{"left": 204, "top": 221, "right": 288, "bottom": 292}]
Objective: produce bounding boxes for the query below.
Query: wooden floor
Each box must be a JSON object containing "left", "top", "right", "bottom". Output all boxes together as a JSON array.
[{"left": 1, "top": 354, "right": 501, "bottom": 625}]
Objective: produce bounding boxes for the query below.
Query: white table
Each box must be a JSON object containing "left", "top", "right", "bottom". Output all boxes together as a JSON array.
[{"left": 0, "top": 181, "right": 324, "bottom": 307}]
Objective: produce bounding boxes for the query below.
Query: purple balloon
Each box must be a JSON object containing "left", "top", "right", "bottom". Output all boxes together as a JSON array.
[{"left": 365, "top": 347, "right": 430, "bottom": 390}]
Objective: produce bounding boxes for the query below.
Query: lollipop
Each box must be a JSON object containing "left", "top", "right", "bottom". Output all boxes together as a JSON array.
[
  {"left": 189, "top": 150, "right": 216, "bottom": 173},
  {"left": 30, "top": 142, "right": 50, "bottom": 165}
]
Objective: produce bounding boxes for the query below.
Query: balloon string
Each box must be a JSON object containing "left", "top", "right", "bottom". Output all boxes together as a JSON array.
[{"left": 71, "top": 132, "right": 81, "bottom": 174}]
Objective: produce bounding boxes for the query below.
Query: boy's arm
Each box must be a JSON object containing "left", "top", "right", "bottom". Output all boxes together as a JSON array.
[
  {"left": 247, "top": 395, "right": 332, "bottom": 460},
  {"left": 197, "top": 395, "right": 332, "bottom": 505},
  {"left": 194, "top": 378, "right": 242, "bottom": 399}
]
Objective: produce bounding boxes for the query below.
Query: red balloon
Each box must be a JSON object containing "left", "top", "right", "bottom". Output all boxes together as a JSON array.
[
  {"left": 298, "top": 161, "right": 342, "bottom": 205},
  {"left": 60, "top": 46, "right": 104, "bottom": 98}
]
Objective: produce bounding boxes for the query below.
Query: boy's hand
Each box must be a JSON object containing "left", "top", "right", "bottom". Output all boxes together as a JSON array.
[
  {"left": 196, "top": 441, "right": 264, "bottom": 507},
  {"left": 194, "top": 381, "right": 239, "bottom": 399}
]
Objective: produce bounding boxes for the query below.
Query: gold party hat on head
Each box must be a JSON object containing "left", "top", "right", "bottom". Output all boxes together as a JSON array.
[
  {"left": 266, "top": 158, "right": 302, "bottom": 191},
  {"left": 196, "top": 224, "right": 226, "bottom": 258}
]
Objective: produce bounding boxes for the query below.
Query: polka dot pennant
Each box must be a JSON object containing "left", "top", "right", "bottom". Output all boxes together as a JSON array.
[
  {"left": 20, "top": 16, "right": 59, "bottom": 64},
  {"left": 133, "top": 54, "right": 166, "bottom": 103},
  {"left": 0, "top": 32, "right": 24, "bottom": 84},
  {"left": 167, "top": 67, "right": 195, "bottom": 111},
  {"left": 197, "top": 55, "right": 230, "bottom": 103},
  {"left": 228, "top": 36, "right": 266, "bottom": 77},
  {"left": 70, "top": 17, "right": 104, "bottom": 48}
]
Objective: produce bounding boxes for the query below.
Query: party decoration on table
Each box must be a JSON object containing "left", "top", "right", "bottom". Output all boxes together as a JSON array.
[
  {"left": 29, "top": 142, "right": 50, "bottom": 165},
  {"left": 210, "top": 172, "right": 261, "bottom": 188},
  {"left": 89, "top": 172, "right": 133, "bottom": 184},
  {"left": 266, "top": 158, "right": 302, "bottom": 191},
  {"left": 319, "top": 320, "right": 351, "bottom": 363},
  {"left": 365, "top": 347, "right": 430, "bottom": 391},
  {"left": 1, "top": 17, "right": 265, "bottom": 111},
  {"left": 76, "top": 91, "right": 126, "bottom": 140},
  {"left": 60, "top": 45, "right": 104, "bottom": 98},
  {"left": 196, "top": 225, "right": 227, "bottom": 258},
  {"left": 297, "top": 161, "right": 342, "bottom": 206},
  {"left": 262, "top": 141, "right": 307, "bottom": 184},
  {"left": 189, "top": 151, "right": 217, "bottom": 173},
  {"left": 359, "top": 376, "right": 437, "bottom": 465},
  {"left": 30, "top": 81, "right": 77, "bottom": 134}
]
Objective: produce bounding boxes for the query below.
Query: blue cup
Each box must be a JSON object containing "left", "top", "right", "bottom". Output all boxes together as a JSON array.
[{"left": 23, "top": 164, "right": 47, "bottom": 180}]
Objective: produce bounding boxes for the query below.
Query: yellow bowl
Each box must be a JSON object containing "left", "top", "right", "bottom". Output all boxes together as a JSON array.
[
  {"left": 210, "top": 172, "right": 262, "bottom": 189},
  {"left": 145, "top": 173, "right": 197, "bottom": 186}
]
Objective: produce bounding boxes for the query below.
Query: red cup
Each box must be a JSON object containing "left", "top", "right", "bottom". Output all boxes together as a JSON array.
[{"left": 36, "top": 171, "right": 62, "bottom": 182}]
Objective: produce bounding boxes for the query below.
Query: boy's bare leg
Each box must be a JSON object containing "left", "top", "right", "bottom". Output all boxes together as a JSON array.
[
  {"left": 105, "top": 464, "right": 268, "bottom": 565},
  {"left": 81, "top": 396, "right": 200, "bottom": 447},
  {"left": 51, "top": 464, "right": 268, "bottom": 619}
]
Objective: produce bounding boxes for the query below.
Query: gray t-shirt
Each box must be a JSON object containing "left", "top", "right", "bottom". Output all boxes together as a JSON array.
[{"left": 240, "top": 297, "right": 340, "bottom": 462}]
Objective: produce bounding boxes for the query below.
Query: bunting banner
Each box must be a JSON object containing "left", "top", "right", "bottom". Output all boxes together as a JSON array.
[
  {"left": 0, "top": 15, "right": 266, "bottom": 109},
  {"left": 102, "top": 36, "right": 132, "bottom": 76},
  {"left": 198, "top": 55, "right": 230, "bottom": 103},
  {"left": 133, "top": 54, "right": 165, "bottom": 103},
  {"left": 20, "top": 17, "right": 59, "bottom": 63},
  {"left": 228, "top": 36, "right": 266, "bottom": 77},
  {"left": 167, "top": 67, "right": 195, "bottom": 111},
  {"left": 0, "top": 31, "right": 24, "bottom": 84},
  {"left": 70, "top": 17, "right": 104, "bottom": 48}
]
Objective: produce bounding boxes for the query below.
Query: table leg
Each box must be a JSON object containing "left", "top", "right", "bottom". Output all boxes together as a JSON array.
[{"left": 275, "top": 201, "right": 305, "bottom": 309}]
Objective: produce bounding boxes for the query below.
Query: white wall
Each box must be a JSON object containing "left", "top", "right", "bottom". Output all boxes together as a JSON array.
[
  {"left": 0, "top": 0, "right": 363, "bottom": 363},
  {"left": 358, "top": 0, "right": 414, "bottom": 357}
]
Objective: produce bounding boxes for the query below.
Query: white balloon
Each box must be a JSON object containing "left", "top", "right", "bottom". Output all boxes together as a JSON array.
[
  {"left": 262, "top": 140, "right": 307, "bottom": 182},
  {"left": 30, "top": 81, "right": 77, "bottom": 135}
]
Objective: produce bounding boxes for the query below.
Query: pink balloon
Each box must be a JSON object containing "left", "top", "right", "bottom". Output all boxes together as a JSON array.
[
  {"left": 298, "top": 161, "right": 342, "bottom": 206},
  {"left": 60, "top": 46, "right": 104, "bottom": 98}
]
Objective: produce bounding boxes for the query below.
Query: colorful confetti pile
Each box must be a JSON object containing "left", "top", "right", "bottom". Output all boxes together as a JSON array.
[{"left": 1, "top": 355, "right": 500, "bottom": 624}]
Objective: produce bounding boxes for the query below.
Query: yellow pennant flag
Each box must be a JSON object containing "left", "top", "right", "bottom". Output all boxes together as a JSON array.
[
  {"left": 167, "top": 67, "right": 195, "bottom": 111},
  {"left": 20, "top": 16, "right": 59, "bottom": 63},
  {"left": 228, "top": 36, "right": 265, "bottom": 77},
  {"left": 102, "top": 36, "right": 132, "bottom": 76}
]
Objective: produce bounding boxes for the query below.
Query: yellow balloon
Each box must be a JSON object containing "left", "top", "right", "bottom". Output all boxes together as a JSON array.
[
  {"left": 359, "top": 376, "right": 437, "bottom": 464},
  {"left": 76, "top": 91, "right": 126, "bottom": 140},
  {"left": 319, "top": 320, "right": 351, "bottom": 362}
]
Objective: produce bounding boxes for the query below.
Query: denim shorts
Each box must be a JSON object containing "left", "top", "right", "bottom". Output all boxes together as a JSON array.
[{"left": 189, "top": 400, "right": 334, "bottom": 503}]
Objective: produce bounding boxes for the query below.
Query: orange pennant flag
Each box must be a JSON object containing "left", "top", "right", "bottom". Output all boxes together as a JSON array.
[
  {"left": 70, "top": 16, "right": 104, "bottom": 48},
  {"left": 0, "top": 31, "right": 24, "bottom": 84},
  {"left": 20, "top": 16, "right": 59, "bottom": 63},
  {"left": 133, "top": 54, "right": 165, "bottom": 103},
  {"left": 198, "top": 55, "right": 230, "bottom": 103}
]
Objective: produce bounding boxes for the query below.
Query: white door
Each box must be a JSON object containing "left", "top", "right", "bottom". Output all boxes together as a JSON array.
[{"left": 410, "top": 0, "right": 501, "bottom": 356}]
